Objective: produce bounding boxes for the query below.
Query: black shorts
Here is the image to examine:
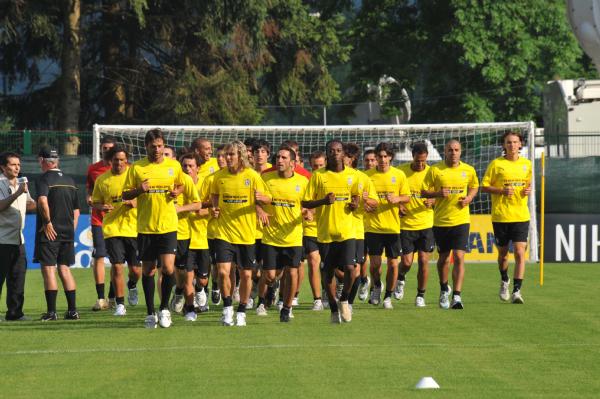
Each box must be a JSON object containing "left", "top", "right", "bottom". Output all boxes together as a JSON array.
[
  {"left": 433, "top": 224, "right": 470, "bottom": 253},
  {"left": 35, "top": 241, "right": 75, "bottom": 267},
  {"left": 187, "top": 249, "right": 211, "bottom": 276},
  {"left": 303, "top": 236, "right": 319, "bottom": 257},
  {"left": 175, "top": 239, "right": 191, "bottom": 269},
  {"left": 91, "top": 225, "right": 107, "bottom": 259},
  {"left": 262, "top": 244, "right": 303, "bottom": 270},
  {"left": 355, "top": 239, "right": 366, "bottom": 265},
  {"left": 255, "top": 239, "right": 263, "bottom": 263},
  {"left": 105, "top": 237, "right": 138, "bottom": 266},
  {"left": 318, "top": 239, "right": 356, "bottom": 271},
  {"left": 493, "top": 221, "right": 529, "bottom": 247},
  {"left": 400, "top": 229, "right": 435, "bottom": 254},
  {"left": 215, "top": 239, "right": 257, "bottom": 270},
  {"left": 208, "top": 239, "right": 217, "bottom": 265},
  {"left": 365, "top": 232, "right": 402, "bottom": 258},
  {"left": 138, "top": 232, "right": 178, "bottom": 262}
]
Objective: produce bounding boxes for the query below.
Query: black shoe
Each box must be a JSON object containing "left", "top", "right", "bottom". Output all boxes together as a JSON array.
[
  {"left": 64, "top": 310, "right": 80, "bottom": 320},
  {"left": 280, "top": 311, "right": 291, "bottom": 323},
  {"left": 41, "top": 312, "right": 58, "bottom": 321}
]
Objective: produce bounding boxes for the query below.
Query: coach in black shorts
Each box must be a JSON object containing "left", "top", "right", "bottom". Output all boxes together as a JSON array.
[{"left": 34, "top": 147, "right": 80, "bottom": 321}]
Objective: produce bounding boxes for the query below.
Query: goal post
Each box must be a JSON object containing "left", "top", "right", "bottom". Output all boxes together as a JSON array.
[{"left": 93, "top": 122, "right": 538, "bottom": 261}]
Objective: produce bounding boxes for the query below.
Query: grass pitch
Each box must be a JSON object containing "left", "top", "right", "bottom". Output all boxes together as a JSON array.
[{"left": 1, "top": 263, "right": 599, "bottom": 398}]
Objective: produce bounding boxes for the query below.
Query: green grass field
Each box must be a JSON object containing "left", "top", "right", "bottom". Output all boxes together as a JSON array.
[{"left": 1, "top": 263, "right": 599, "bottom": 398}]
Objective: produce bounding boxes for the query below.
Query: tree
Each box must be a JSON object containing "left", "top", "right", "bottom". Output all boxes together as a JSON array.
[{"left": 350, "top": 0, "right": 596, "bottom": 124}]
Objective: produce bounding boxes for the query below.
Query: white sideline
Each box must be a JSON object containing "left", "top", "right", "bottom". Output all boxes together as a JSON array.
[{"left": 1, "top": 342, "right": 598, "bottom": 356}]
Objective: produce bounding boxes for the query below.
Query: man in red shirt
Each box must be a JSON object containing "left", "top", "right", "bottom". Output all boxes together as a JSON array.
[
  {"left": 86, "top": 136, "right": 116, "bottom": 310},
  {"left": 261, "top": 140, "right": 311, "bottom": 179}
]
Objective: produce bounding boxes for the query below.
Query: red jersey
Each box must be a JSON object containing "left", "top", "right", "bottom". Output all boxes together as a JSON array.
[
  {"left": 262, "top": 164, "right": 311, "bottom": 180},
  {"left": 87, "top": 160, "right": 111, "bottom": 226}
]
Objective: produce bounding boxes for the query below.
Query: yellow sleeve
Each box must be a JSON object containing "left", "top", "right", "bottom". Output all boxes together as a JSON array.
[
  {"left": 303, "top": 174, "right": 318, "bottom": 201},
  {"left": 398, "top": 171, "right": 411, "bottom": 196},
  {"left": 185, "top": 176, "right": 201, "bottom": 203},
  {"left": 481, "top": 161, "right": 495, "bottom": 187},
  {"left": 123, "top": 163, "right": 137, "bottom": 191},
  {"left": 91, "top": 175, "right": 104, "bottom": 203},
  {"left": 199, "top": 177, "right": 211, "bottom": 201},
  {"left": 422, "top": 167, "right": 436, "bottom": 192},
  {"left": 469, "top": 166, "right": 480, "bottom": 188}
]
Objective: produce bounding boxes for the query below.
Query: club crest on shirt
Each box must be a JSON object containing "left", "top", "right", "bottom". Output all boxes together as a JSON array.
[
  {"left": 522, "top": 165, "right": 527, "bottom": 172},
  {"left": 347, "top": 177, "right": 353, "bottom": 185},
  {"left": 461, "top": 171, "right": 467, "bottom": 178},
  {"left": 168, "top": 168, "right": 174, "bottom": 176},
  {"left": 295, "top": 184, "right": 300, "bottom": 192},
  {"left": 391, "top": 176, "right": 396, "bottom": 183},
  {"left": 244, "top": 179, "right": 250, "bottom": 187},
  {"left": 210, "top": 167, "right": 215, "bottom": 173}
]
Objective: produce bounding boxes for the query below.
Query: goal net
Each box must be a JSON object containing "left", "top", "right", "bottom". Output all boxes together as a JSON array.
[{"left": 93, "top": 122, "right": 538, "bottom": 260}]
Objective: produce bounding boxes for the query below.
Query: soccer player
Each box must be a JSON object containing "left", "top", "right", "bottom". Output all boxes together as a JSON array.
[
  {"left": 86, "top": 136, "right": 115, "bottom": 311},
  {"left": 35, "top": 147, "right": 80, "bottom": 321},
  {"left": 0, "top": 152, "right": 36, "bottom": 321},
  {"left": 253, "top": 139, "right": 272, "bottom": 173},
  {"left": 302, "top": 139, "right": 363, "bottom": 323},
  {"left": 91, "top": 146, "right": 142, "bottom": 316},
  {"left": 191, "top": 138, "right": 220, "bottom": 179},
  {"left": 169, "top": 153, "right": 202, "bottom": 320},
  {"left": 257, "top": 146, "right": 308, "bottom": 322},
  {"left": 422, "top": 139, "right": 479, "bottom": 310},
  {"left": 210, "top": 140, "right": 271, "bottom": 326},
  {"left": 481, "top": 131, "right": 532, "bottom": 304},
  {"left": 397, "top": 142, "right": 435, "bottom": 307},
  {"left": 123, "top": 129, "right": 185, "bottom": 328},
  {"left": 364, "top": 142, "right": 410, "bottom": 309},
  {"left": 243, "top": 138, "right": 259, "bottom": 168},
  {"left": 343, "top": 143, "right": 378, "bottom": 310},
  {"left": 304, "top": 151, "right": 326, "bottom": 310},
  {"left": 207, "top": 145, "right": 227, "bottom": 305}
]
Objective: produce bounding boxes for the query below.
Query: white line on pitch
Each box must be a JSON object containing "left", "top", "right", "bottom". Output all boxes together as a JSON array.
[{"left": 1, "top": 342, "right": 599, "bottom": 356}]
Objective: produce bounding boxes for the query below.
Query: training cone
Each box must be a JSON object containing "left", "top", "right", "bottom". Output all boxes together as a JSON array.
[{"left": 415, "top": 377, "right": 440, "bottom": 389}]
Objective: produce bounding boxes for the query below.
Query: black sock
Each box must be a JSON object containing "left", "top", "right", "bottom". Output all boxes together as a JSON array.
[
  {"left": 127, "top": 279, "right": 137, "bottom": 289},
  {"left": 142, "top": 274, "right": 155, "bottom": 315},
  {"left": 281, "top": 306, "right": 290, "bottom": 315},
  {"left": 194, "top": 282, "right": 203, "bottom": 292},
  {"left": 374, "top": 280, "right": 382, "bottom": 288},
  {"left": 258, "top": 297, "right": 265, "bottom": 306},
  {"left": 108, "top": 282, "right": 115, "bottom": 299},
  {"left": 440, "top": 282, "right": 449, "bottom": 292},
  {"left": 398, "top": 273, "right": 406, "bottom": 282},
  {"left": 360, "top": 276, "right": 368, "bottom": 284},
  {"left": 348, "top": 279, "right": 360, "bottom": 305},
  {"left": 500, "top": 269, "right": 509, "bottom": 282},
  {"left": 175, "top": 287, "right": 184, "bottom": 296},
  {"left": 329, "top": 300, "right": 338, "bottom": 313},
  {"left": 453, "top": 290, "right": 461, "bottom": 297},
  {"left": 184, "top": 304, "right": 195, "bottom": 313},
  {"left": 236, "top": 303, "right": 246, "bottom": 313},
  {"left": 45, "top": 290, "right": 57, "bottom": 313},
  {"left": 417, "top": 289, "right": 425, "bottom": 298},
  {"left": 116, "top": 296, "right": 125, "bottom": 305},
  {"left": 314, "top": 296, "right": 322, "bottom": 301},
  {"left": 212, "top": 280, "right": 218, "bottom": 290},
  {"left": 95, "top": 283, "right": 105, "bottom": 299},
  {"left": 384, "top": 290, "right": 392, "bottom": 299},
  {"left": 223, "top": 296, "right": 232, "bottom": 307},
  {"left": 294, "top": 291, "right": 299, "bottom": 298},
  {"left": 513, "top": 278, "right": 523, "bottom": 293},
  {"left": 64, "top": 290, "right": 76, "bottom": 311},
  {"left": 203, "top": 285, "right": 209, "bottom": 294},
  {"left": 159, "top": 273, "right": 175, "bottom": 310}
]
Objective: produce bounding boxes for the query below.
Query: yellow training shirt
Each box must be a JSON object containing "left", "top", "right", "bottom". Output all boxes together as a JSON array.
[
  {"left": 176, "top": 173, "right": 201, "bottom": 240},
  {"left": 189, "top": 175, "right": 210, "bottom": 249},
  {"left": 303, "top": 167, "right": 360, "bottom": 243},
  {"left": 262, "top": 171, "right": 308, "bottom": 247},
  {"left": 210, "top": 167, "right": 270, "bottom": 245},
  {"left": 364, "top": 167, "right": 410, "bottom": 234},
  {"left": 397, "top": 163, "right": 434, "bottom": 231},
  {"left": 422, "top": 161, "right": 479, "bottom": 227},
  {"left": 91, "top": 168, "right": 137, "bottom": 238},
  {"left": 124, "top": 157, "right": 185, "bottom": 234},
  {"left": 352, "top": 168, "right": 378, "bottom": 239},
  {"left": 198, "top": 157, "right": 220, "bottom": 179},
  {"left": 482, "top": 156, "right": 531, "bottom": 223}
]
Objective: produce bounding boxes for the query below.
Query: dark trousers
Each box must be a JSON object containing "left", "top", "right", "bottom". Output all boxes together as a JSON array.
[{"left": 0, "top": 244, "right": 27, "bottom": 319}]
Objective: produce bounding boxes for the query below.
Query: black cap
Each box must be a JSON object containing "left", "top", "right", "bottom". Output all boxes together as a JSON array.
[{"left": 38, "top": 146, "right": 59, "bottom": 159}]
